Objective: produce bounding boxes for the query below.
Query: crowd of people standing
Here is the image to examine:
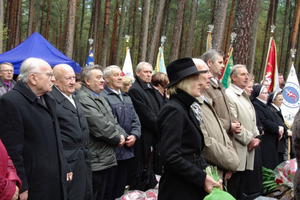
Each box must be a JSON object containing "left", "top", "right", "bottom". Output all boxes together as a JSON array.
[{"left": 0, "top": 48, "right": 295, "bottom": 200}]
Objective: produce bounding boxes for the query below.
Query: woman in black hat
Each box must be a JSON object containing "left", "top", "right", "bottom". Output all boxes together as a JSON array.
[
  {"left": 267, "top": 91, "right": 290, "bottom": 163},
  {"left": 157, "top": 57, "right": 222, "bottom": 200},
  {"left": 250, "top": 84, "right": 284, "bottom": 170}
]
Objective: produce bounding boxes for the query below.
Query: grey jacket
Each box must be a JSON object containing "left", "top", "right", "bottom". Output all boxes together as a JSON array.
[
  {"left": 75, "top": 85, "right": 126, "bottom": 171},
  {"left": 0, "top": 78, "right": 16, "bottom": 97}
]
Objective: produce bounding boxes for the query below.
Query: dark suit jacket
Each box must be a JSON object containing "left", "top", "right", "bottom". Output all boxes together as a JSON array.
[
  {"left": 157, "top": 89, "right": 207, "bottom": 200},
  {"left": 49, "top": 86, "right": 92, "bottom": 200},
  {"left": 0, "top": 81, "right": 69, "bottom": 200}
]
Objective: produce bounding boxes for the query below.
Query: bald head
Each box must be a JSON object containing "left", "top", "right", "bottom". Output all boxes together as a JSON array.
[
  {"left": 53, "top": 64, "right": 76, "bottom": 96},
  {"left": 192, "top": 58, "right": 213, "bottom": 92}
]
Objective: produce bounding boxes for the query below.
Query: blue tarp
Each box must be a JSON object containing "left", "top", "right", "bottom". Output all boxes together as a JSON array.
[{"left": 0, "top": 32, "right": 81, "bottom": 74}]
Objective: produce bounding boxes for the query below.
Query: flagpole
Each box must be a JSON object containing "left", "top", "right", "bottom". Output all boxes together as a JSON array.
[
  {"left": 125, "top": 35, "right": 130, "bottom": 53},
  {"left": 206, "top": 25, "right": 214, "bottom": 51}
]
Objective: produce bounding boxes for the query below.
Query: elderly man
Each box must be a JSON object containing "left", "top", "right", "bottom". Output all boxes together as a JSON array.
[
  {"left": 225, "top": 65, "right": 261, "bottom": 199},
  {"left": 201, "top": 50, "right": 241, "bottom": 149},
  {"left": 193, "top": 58, "right": 239, "bottom": 182},
  {"left": 0, "top": 58, "right": 72, "bottom": 200},
  {"left": 101, "top": 65, "right": 141, "bottom": 199},
  {"left": 128, "top": 62, "right": 163, "bottom": 176},
  {"left": 49, "top": 64, "right": 92, "bottom": 200},
  {"left": 0, "top": 62, "right": 16, "bottom": 96},
  {"left": 75, "top": 65, "right": 126, "bottom": 200}
]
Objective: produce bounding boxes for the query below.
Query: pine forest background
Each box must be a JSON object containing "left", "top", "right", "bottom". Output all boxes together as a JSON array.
[{"left": 1, "top": 0, "right": 300, "bottom": 82}]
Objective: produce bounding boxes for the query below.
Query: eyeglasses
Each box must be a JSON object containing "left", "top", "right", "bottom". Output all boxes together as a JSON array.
[
  {"left": 1, "top": 69, "right": 14, "bottom": 73},
  {"left": 34, "top": 72, "right": 54, "bottom": 78}
]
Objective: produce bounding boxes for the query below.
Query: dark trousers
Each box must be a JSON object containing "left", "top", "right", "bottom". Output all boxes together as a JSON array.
[
  {"left": 92, "top": 169, "right": 109, "bottom": 200},
  {"left": 227, "top": 171, "right": 246, "bottom": 200},
  {"left": 105, "top": 160, "right": 129, "bottom": 200}
]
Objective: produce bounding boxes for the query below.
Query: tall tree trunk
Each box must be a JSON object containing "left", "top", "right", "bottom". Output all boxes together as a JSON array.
[
  {"left": 279, "top": 0, "right": 290, "bottom": 74},
  {"left": 185, "top": 0, "right": 198, "bottom": 57},
  {"left": 223, "top": 0, "right": 235, "bottom": 53},
  {"left": 65, "top": 0, "right": 77, "bottom": 59},
  {"left": 109, "top": 0, "right": 119, "bottom": 65},
  {"left": 295, "top": 26, "right": 300, "bottom": 73},
  {"left": 59, "top": 0, "right": 64, "bottom": 50},
  {"left": 161, "top": 0, "right": 171, "bottom": 37},
  {"left": 130, "top": 0, "right": 139, "bottom": 66},
  {"left": 138, "top": 0, "right": 150, "bottom": 62},
  {"left": 28, "top": 0, "right": 34, "bottom": 37},
  {"left": 0, "top": 0, "right": 3, "bottom": 53},
  {"left": 287, "top": 0, "right": 300, "bottom": 73},
  {"left": 7, "top": 0, "right": 17, "bottom": 51},
  {"left": 40, "top": 0, "right": 47, "bottom": 35},
  {"left": 92, "top": 0, "right": 100, "bottom": 63},
  {"left": 79, "top": 0, "right": 86, "bottom": 66},
  {"left": 34, "top": 0, "right": 41, "bottom": 32},
  {"left": 259, "top": 1, "right": 274, "bottom": 80},
  {"left": 199, "top": 21, "right": 206, "bottom": 56},
  {"left": 246, "top": 0, "right": 261, "bottom": 74},
  {"left": 14, "top": 0, "right": 22, "bottom": 47},
  {"left": 73, "top": 0, "right": 80, "bottom": 61},
  {"left": 212, "top": 0, "right": 228, "bottom": 51},
  {"left": 147, "top": 0, "right": 165, "bottom": 65},
  {"left": 116, "top": 0, "right": 126, "bottom": 66},
  {"left": 169, "top": 0, "right": 186, "bottom": 62},
  {"left": 45, "top": 0, "right": 52, "bottom": 40},
  {"left": 232, "top": 0, "right": 256, "bottom": 66},
  {"left": 101, "top": 0, "right": 111, "bottom": 68}
]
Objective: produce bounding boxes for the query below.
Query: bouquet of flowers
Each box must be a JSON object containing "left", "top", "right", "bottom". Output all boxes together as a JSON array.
[
  {"left": 262, "top": 159, "right": 297, "bottom": 193},
  {"left": 203, "top": 166, "right": 235, "bottom": 200},
  {"left": 274, "top": 158, "right": 297, "bottom": 188}
]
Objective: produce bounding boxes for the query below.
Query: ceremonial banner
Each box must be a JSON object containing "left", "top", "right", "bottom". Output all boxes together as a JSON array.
[
  {"left": 122, "top": 48, "right": 134, "bottom": 80},
  {"left": 281, "top": 64, "right": 300, "bottom": 128},
  {"left": 219, "top": 46, "right": 234, "bottom": 88},
  {"left": 263, "top": 37, "right": 280, "bottom": 92},
  {"left": 206, "top": 31, "right": 212, "bottom": 51},
  {"left": 86, "top": 47, "right": 94, "bottom": 66},
  {"left": 154, "top": 47, "right": 166, "bottom": 74}
]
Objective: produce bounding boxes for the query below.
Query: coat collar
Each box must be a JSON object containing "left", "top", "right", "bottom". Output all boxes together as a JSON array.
[
  {"left": 134, "top": 75, "right": 154, "bottom": 91},
  {"left": 172, "top": 88, "right": 199, "bottom": 109},
  {"left": 103, "top": 85, "right": 128, "bottom": 97},
  {"left": 228, "top": 83, "right": 244, "bottom": 96},
  {"left": 50, "top": 85, "right": 77, "bottom": 113},
  {"left": 13, "top": 81, "right": 40, "bottom": 103}
]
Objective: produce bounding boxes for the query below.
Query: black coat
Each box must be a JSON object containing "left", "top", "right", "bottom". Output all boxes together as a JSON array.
[
  {"left": 0, "top": 81, "right": 70, "bottom": 200},
  {"left": 128, "top": 76, "right": 163, "bottom": 172},
  {"left": 252, "top": 98, "right": 279, "bottom": 170},
  {"left": 49, "top": 86, "right": 93, "bottom": 200},
  {"left": 157, "top": 89, "right": 207, "bottom": 200}
]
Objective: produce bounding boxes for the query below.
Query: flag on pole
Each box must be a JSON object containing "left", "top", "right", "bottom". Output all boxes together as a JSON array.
[
  {"left": 219, "top": 46, "right": 234, "bottom": 88},
  {"left": 281, "top": 63, "right": 300, "bottom": 128},
  {"left": 86, "top": 47, "right": 94, "bottom": 66},
  {"left": 122, "top": 48, "right": 134, "bottom": 80},
  {"left": 154, "top": 47, "right": 166, "bottom": 74},
  {"left": 263, "top": 37, "right": 280, "bottom": 92},
  {"left": 206, "top": 31, "right": 212, "bottom": 51}
]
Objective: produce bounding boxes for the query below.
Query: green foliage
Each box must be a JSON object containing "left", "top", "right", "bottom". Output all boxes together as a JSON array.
[{"left": 262, "top": 167, "right": 278, "bottom": 193}]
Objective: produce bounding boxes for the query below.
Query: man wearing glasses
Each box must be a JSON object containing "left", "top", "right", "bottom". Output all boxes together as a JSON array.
[
  {"left": 0, "top": 62, "right": 16, "bottom": 96},
  {"left": 0, "top": 57, "right": 72, "bottom": 200}
]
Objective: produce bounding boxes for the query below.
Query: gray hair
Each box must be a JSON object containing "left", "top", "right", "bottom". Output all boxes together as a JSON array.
[
  {"left": 136, "top": 62, "right": 152, "bottom": 73},
  {"left": 0, "top": 62, "right": 14, "bottom": 70},
  {"left": 81, "top": 65, "right": 102, "bottom": 84},
  {"left": 230, "top": 64, "right": 247, "bottom": 81},
  {"left": 103, "top": 65, "right": 121, "bottom": 78},
  {"left": 201, "top": 49, "right": 224, "bottom": 64},
  {"left": 18, "top": 58, "right": 46, "bottom": 83}
]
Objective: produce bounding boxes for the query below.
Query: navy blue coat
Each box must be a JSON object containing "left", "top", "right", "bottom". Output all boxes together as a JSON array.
[
  {"left": 0, "top": 81, "right": 70, "bottom": 200},
  {"left": 157, "top": 89, "right": 207, "bottom": 200},
  {"left": 101, "top": 86, "right": 141, "bottom": 160}
]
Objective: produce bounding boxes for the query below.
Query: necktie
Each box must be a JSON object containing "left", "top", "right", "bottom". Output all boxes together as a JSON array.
[
  {"left": 6, "top": 84, "right": 10, "bottom": 91},
  {"left": 118, "top": 93, "right": 123, "bottom": 101},
  {"left": 191, "top": 102, "right": 202, "bottom": 125}
]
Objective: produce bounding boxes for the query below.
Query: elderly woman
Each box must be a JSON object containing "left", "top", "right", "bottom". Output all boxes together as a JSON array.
[
  {"left": 250, "top": 85, "right": 284, "bottom": 170},
  {"left": 267, "top": 91, "right": 291, "bottom": 163},
  {"left": 157, "top": 57, "right": 221, "bottom": 200}
]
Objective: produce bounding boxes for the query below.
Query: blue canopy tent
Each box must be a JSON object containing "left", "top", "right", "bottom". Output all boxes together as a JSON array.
[{"left": 0, "top": 32, "right": 81, "bottom": 74}]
